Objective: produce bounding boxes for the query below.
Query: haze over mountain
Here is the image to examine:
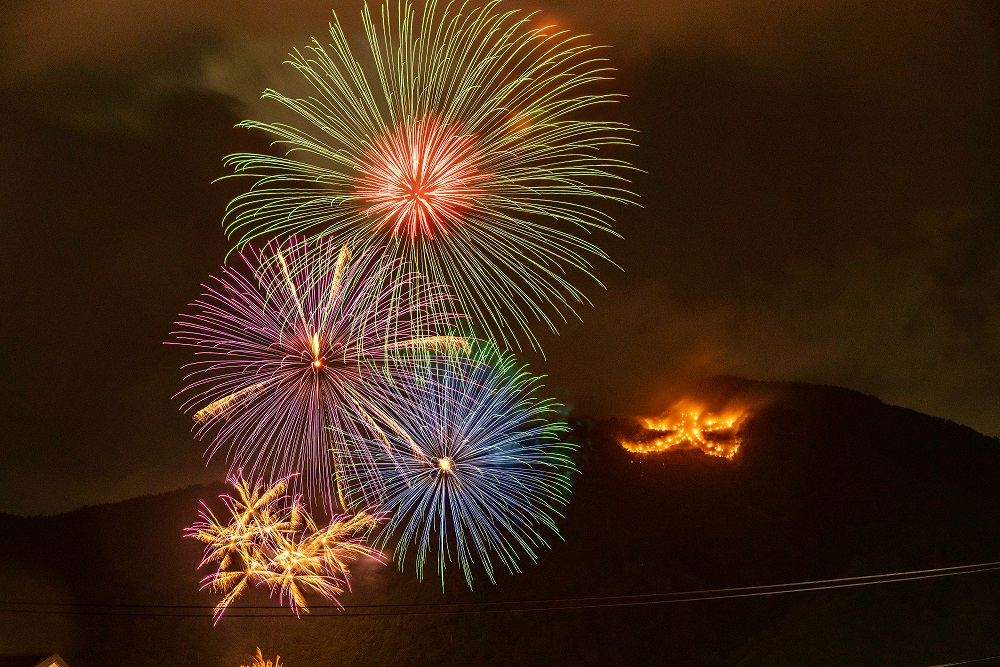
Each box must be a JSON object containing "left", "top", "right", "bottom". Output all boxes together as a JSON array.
[
  {"left": 2, "top": 0, "right": 997, "bottom": 516},
  {"left": 2, "top": 378, "right": 998, "bottom": 665}
]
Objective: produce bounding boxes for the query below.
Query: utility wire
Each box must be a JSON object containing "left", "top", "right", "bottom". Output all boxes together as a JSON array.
[
  {"left": 0, "top": 561, "right": 998, "bottom": 618},
  {"left": 3, "top": 560, "right": 996, "bottom": 610},
  {"left": 928, "top": 655, "right": 1000, "bottom": 667}
]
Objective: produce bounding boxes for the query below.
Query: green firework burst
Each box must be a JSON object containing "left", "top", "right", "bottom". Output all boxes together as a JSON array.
[{"left": 224, "top": 0, "right": 637, "bottom": 352}]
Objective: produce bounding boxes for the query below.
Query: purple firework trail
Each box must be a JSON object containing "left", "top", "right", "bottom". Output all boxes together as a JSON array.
[{"left": 169, "top": 236, "right": 465, "bottom": 512}]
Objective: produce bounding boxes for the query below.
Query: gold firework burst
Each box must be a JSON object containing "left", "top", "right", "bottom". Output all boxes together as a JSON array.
[{"left": 186, "top": 477, "right": 383, "bottom": 621}]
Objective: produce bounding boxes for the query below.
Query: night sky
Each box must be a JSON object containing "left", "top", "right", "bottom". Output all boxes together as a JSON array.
[{"left": 1, "top": 0, "right": 997, "bottom": 515}]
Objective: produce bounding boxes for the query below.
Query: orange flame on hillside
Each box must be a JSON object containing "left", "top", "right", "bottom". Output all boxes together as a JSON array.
[{"left": 620, "top": 403, "right": 747, "bottom": 460}]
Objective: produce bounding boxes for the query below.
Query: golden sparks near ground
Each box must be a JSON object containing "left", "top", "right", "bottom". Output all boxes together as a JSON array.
[
  {"left": 620, "top": 405, "right": 746, "bottom": 459},
  {"left": 186, "top": 477, "right": 383, "bottom": 622},
  {"left": 241, "top": 648, "right": 282, "bottom": 667}
]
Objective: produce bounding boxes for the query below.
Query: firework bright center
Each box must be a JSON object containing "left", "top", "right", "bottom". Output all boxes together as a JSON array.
[
  {"left": 355, "top": 115, "right": 485, "bottom": 239},
  {"left": 438, "top": 456, "right": 454, "bottom": 473}
]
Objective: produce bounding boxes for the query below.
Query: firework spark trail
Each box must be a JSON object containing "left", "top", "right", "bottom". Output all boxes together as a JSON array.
[
  {"left": 169, "top": 236, "right": 463, "bottom": 511},
  {"left": 192, "top": 379, "right": 276, "bottom": 425},
  {"left": 386, "top": 335, "right": 472, "bottom": 354},
  {"left": 242, "top": 648, "right": 282, "bottom": 667},
  {"left": 222, "top": 0, "right": 636, "bottom": 352},
  {"left": 187, "top": 477, "right": 383, "bottom": 622},
  {"left": 340, "top": 346, "right": 576, "bottom": 588},
  {"left": 189, "top": 477, "right": 290, "bottom": 571}
]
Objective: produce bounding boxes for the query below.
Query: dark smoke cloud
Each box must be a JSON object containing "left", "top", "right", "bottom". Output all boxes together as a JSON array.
[{"left": 1, "top": 0, "right": 997, "bottom": 513}]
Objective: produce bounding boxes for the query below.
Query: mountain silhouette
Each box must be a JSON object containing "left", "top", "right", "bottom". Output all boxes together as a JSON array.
[{"left": 2, "top": 377, "right": 998, "bottom": 666}]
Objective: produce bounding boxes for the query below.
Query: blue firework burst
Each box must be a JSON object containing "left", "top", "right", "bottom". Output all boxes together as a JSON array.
[{"left": 340, "top": 346, "right": 576, "bottom": 587}]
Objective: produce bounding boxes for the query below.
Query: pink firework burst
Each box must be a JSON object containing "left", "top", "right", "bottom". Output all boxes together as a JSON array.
[
  {"left": 169, "top": 237, "right": 465, "bottom": 511},
  {"left": 354, "top": 115, "right": 486, "bottom": 239}
]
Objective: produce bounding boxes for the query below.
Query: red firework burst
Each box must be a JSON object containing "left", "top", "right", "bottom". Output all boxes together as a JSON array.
[{"left": 355, "top": 115, "right": 485, "bottom": 239}]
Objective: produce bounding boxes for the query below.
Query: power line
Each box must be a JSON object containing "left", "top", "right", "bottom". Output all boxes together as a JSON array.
[
  {"left": 928, "top": 655, "right": 1000, "bottom": 667},
  {"left": 1, "top": 560, "right": 998, "bottom": 619},
  {"left": 4, "top": 560, "right": 996, "bottom": 610}
]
